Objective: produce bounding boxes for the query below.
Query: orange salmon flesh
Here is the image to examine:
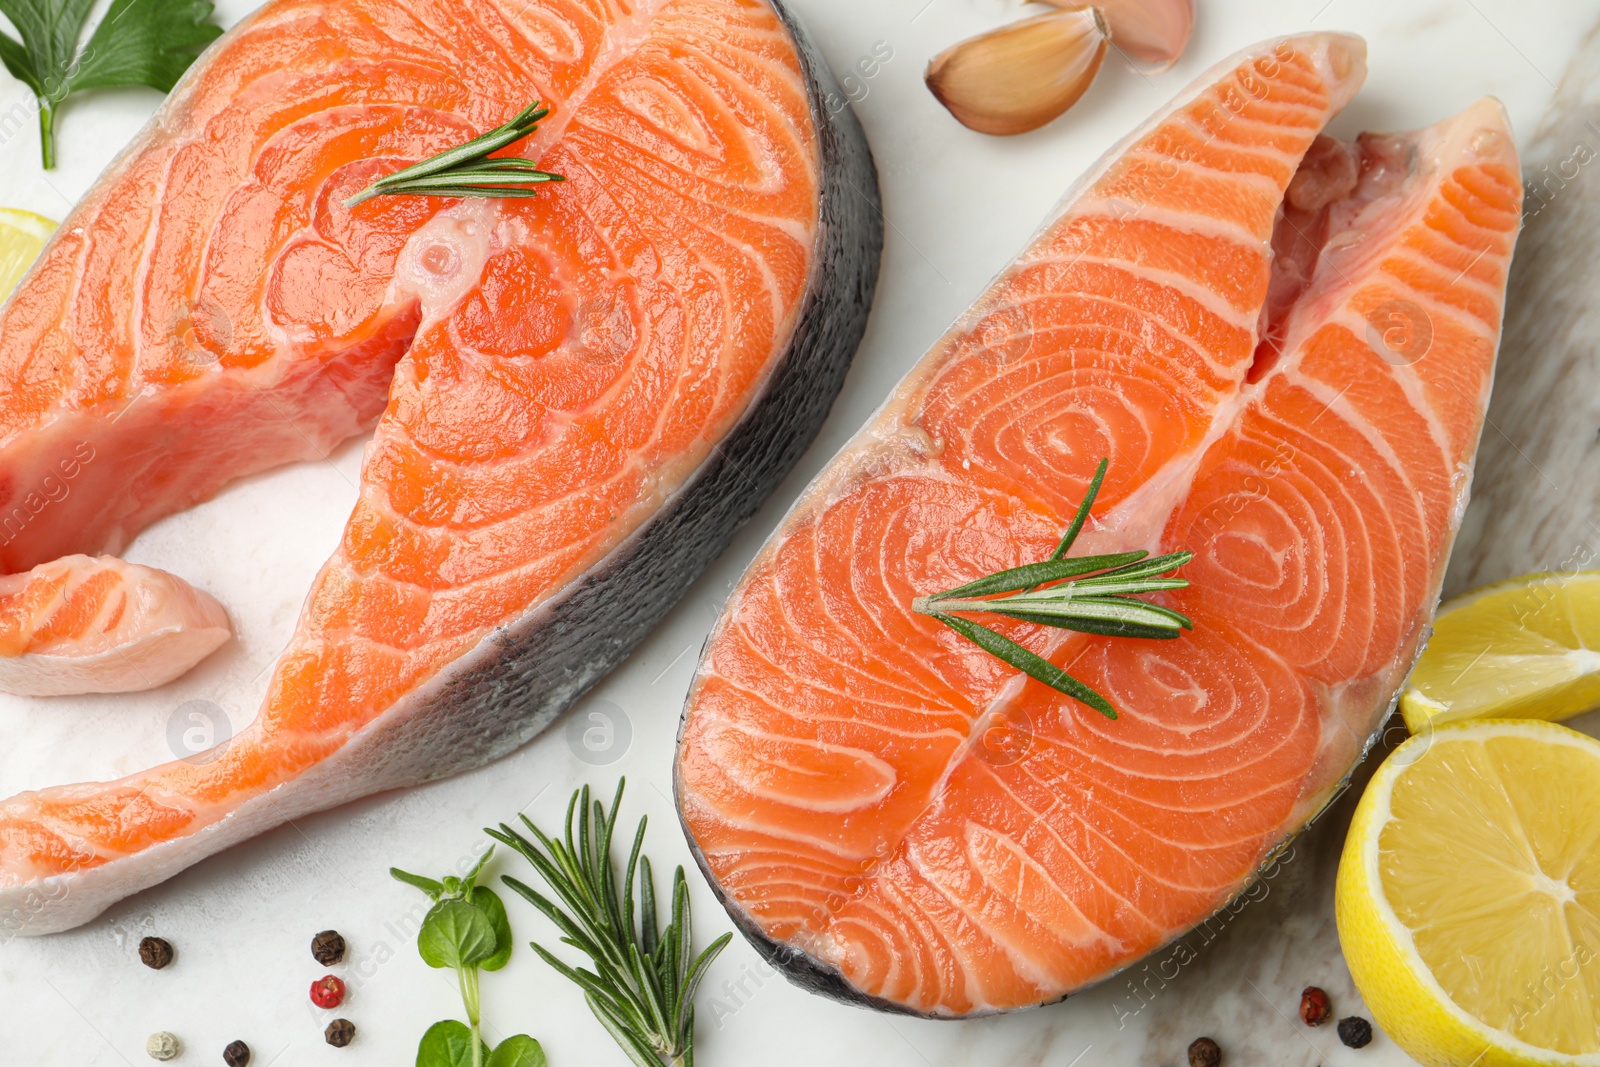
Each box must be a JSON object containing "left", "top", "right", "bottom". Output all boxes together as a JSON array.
[
  {"left": 675, "top": 33, "right": 1522, "bottom": 1016},
  {"left": 0, "top": 0, "right": 885, "bottom": 932}
]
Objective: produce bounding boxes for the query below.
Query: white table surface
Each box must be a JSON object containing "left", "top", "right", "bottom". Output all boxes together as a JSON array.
[{"left": 0, "top": 0, "right": 1590, "bottom": 1063}]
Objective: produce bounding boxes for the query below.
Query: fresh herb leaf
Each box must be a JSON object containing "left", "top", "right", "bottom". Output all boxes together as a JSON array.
[
  {"left": 1049, "top": 456, "right": 1109, "bottom": 560},
  {"left": 72, "top": 0, "right": 220, "bottom": 92},
  {"left": 472, "top": 885, "right": 514, "bottom": 972},
  {"left": 0, "top": 0, "right": 222, "bottom": 168},
  {"left": 486, "top": 1035, "right": 547, "bottom": 1067},
  {"left": 462, "top": 847, "right": 495, "bottom": 892},
  {"left": 924, "top": 550, "right": 1148, "bottom": 601},
  {"left": 345, "top": 100, "right": 563, "bottom": 208},
  {"left": 416, "top": 1019, "right": 488, "bottom": 1067},
  {"left": 392, "top": 867, "right": 446, "bottom": 900},
  {"left": 911, "top": 458, "right": 1192, "bottom": 716},
  {"left": 396, "top": 850, "right": 539, "bottom": 1067},
  {"left": 490, "top": 780, "right": 733, "bottom": 1067},
  {"left": 418, "top": 898, "right": 499, "bottom": 971},
  {"left": 928, "top": 610, "right": 1117, "bottom": 718}
]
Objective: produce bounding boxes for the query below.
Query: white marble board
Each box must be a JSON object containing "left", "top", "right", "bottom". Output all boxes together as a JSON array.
[{"left": 0, "top": 0, "right": 1592, "bottom": 1064}]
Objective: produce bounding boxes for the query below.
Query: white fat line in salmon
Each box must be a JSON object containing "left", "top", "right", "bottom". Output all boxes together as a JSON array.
[
  {"left": 1108, "top": 841, "right": 1300, "bottom": 1030},
  {"left": 1185, "top": 440, "right": 1298, "bottom": 549},
  {"left": 1097, "top": 39, "right": 1310, "bottom": 208}
]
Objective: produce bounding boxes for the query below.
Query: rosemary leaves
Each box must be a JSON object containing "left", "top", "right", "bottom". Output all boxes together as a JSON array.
[
  {"left": 490, "top": 781, "right": 731, "bottom": 1067},
  {"left": 912, "top": 458, "right": 1193, "bottom": 716},
  {"left": 345, "top": 101, "right": 564, "bottom": 208}
]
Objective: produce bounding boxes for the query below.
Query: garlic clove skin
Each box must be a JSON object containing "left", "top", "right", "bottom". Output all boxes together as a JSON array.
[
  {"left": 925, "top": 8, "right": 1110, "bottom": 137},
  {"left": 1042, "top": 0, "right": 1194, "bottom": 69}
]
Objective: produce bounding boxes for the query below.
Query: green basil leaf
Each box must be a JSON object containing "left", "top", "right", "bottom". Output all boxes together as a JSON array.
[
  {"left": 461, "top": 846, "right": 494, "bottom": 893},
  {"left": 0, "top": 27, "right": 41, "bottom": 95},
  {"left": 67, "top": 0, "right": 222, "bottom": 96},
  {"left": 472, "top": 885, "right": 513, "bottom": 971},
  {"left": 486, "top": 1035, "right": 546, "bottom": 1067},
  {"left": 415, "top": 1019, "right": 487, "bottom": 1067},
  {"left": 392, "top": 867, "right": 445, "bottom": 901},
  {"left": 0, "top": 0, "right": 94, "bottom": 100},
  {"left": 418, "top": 899, "right": 498, "bottom": 970}
]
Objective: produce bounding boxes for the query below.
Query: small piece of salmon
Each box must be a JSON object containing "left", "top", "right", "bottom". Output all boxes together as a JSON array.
[
  {"left": 0, "top": 0, "right": 881, "bottom": 933},
  {"left": 675, "top": 33, "right": 1522, "bottom": 1016},
  {"left": 0, "top": 556, "right": 229, "bottom": 696}
]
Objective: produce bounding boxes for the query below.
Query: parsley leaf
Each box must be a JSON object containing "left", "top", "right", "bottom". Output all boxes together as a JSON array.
[{"left": 0, "top": 0, "right": 222, "bottom": 169}]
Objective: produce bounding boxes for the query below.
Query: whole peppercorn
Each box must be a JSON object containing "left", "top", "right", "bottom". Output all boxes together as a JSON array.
[
  {"left": 311, "top": 929, "right": 346, "bottom": 966},
  {"left": 310, "top": 974, "right": 347, "bottom": 1009},
  {"left": 146, "top": 1031, "right": 181, "bottom": 1061},
  {"left": 1187, "top": 1036, "right": 1221, "bottom": 1067},
  {"left": 324, "top": 1019, "right": 356, "bottom": 1048},
  {"left": 1300, "top": 985, "right": 1332, "bottom": 1026},
  {"left": 223, "top": 1039, "right": 251, "bottom": 1066},
  {"left": 138, "top": 937, "right": 174, "bottom": 970},
  {"left": 1338, "top": 1016, "right": 1374, "bottom": 1049}
]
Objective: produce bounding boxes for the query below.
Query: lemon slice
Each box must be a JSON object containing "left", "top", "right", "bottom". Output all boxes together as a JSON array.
[
  {"left": 0, "top": 208, "right": 57, "bottom": 302},
  {"left": 1337, "top": 719, "right": 1600, "bottom": 1067},
  {"left": 1401, "top": 571, "right": 1600, "bottom": 733}
]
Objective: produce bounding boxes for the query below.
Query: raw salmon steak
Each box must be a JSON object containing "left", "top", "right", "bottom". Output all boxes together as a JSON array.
[
  {"left": 0, "top": 0, "right": 881, "bottom": 933},
  {"left": 675, "top": 33, "right": 1522, "bottom": 1016}
]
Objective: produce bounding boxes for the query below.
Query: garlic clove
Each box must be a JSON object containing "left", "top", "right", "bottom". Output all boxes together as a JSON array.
[
  {"left": 925, "top": 8, "right": 1110, "bottom": 137},
  {"left": 1041, "top": 0, "right": 1194, "bottom": 69}
]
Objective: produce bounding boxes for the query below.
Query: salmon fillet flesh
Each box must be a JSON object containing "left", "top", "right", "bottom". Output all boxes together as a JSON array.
[
  {"left": 0, "top": 0, "right": 882, "bottom": 933},
  {"left": 675, "top": 33, "right": 1523, "bottom": 1016}
]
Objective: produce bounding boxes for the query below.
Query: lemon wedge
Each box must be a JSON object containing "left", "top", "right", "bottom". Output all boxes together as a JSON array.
[
  {"left": 1401, "top": 571, "right": 1600, "bottom": 733},
  {"left": 0, "top": 208, "right": 57, "bottom": 302},
  {"left": 1337, "top": 719, "right": 1600, "bottom": 1067}
]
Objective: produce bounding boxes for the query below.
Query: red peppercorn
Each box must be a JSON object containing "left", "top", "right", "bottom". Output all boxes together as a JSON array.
[
  {"left": 309, "top": 974, "right": 346, "bottom": 1009},
  {"left": 1300, "top": 985, "right": 1332, "bottom": 1026}
]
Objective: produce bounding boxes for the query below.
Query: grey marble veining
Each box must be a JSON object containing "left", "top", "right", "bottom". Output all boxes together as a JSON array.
[{"left": 0, "top": 1, "right": 1593, "bottom": 1063}]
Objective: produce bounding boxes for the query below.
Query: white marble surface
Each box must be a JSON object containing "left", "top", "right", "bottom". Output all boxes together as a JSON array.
[{"left": 0, "top": 0, "right": 1593, "bottom": 1064}]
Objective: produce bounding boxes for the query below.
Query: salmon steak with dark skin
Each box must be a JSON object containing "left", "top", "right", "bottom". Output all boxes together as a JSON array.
[
  {"left": 674, "top": 33, "right": 1522, "bottom": 1016},
  {"left": 0, "top": 0, "right": 882, "bottom": 934}
]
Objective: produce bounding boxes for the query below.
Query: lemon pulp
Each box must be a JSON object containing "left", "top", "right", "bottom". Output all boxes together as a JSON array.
[
  {"left": 1402, "top": 572, "right": 1600, "bottom": 732},
  {"left": 0, "top": 208, "right": 56, "bottom": 301},
  {"left": 1338, "top": 720, "right": 1600, "bottom": 1067}
]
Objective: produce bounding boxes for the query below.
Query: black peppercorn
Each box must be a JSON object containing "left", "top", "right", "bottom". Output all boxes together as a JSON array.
[
  {"left": 1187, "top": 1036, "right": 1221, "bottom": 1067},
  {"left": 324, "top": 1019, "right": 356, "bottom": 1048},
  {"left": 1338, "top": 1016, "right": 1373, "bottom": 1048},
  {"left": 311, "top": 929, "right": 346, "bottom": 966},
  {"left": 138, "top": 937, "right": 174, "bottom": 970},
  {"left": 222, "top": 1039, "right": 251, "bottom": 1066}
]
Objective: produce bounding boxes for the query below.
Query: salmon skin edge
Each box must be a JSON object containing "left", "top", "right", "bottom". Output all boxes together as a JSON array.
[
  {"left": 0, "top": 1, "right": 883, "bottom": 937},
  {"left": 672, "top": 34, "right": 1521, "bottom": 1018}
]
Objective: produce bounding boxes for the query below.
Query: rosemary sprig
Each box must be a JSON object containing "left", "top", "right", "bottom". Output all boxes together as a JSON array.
[
  {"left": 912, "top": 458, "right": 1193, "bottom": 718},
  {"left": 488, "top": 781, "right": 732, "bottom": 1067},
  {"left": 345, "top": 100, "right": 564, "bottom": 208}
]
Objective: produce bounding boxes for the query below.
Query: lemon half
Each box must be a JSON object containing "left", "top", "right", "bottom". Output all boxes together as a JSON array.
[
  {"left": 1401, "top": 571, "right": 1600, "bottom": 733},
  {"left": 1337, "top": 719, "right": 1600, "bottom": 1067},
  {"left": 0, "top": 208, "right": 57, "bottom": 302}
]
